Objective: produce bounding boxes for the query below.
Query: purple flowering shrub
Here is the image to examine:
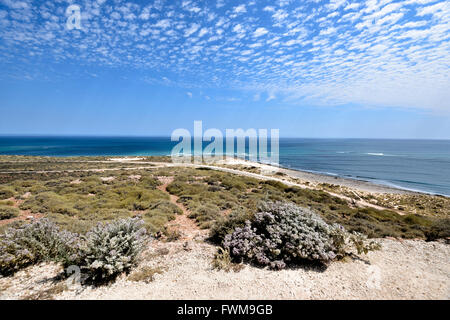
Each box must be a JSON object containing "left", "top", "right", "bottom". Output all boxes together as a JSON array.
[{"left": 223, "top": 202, "right": 380, "bottom": 269}]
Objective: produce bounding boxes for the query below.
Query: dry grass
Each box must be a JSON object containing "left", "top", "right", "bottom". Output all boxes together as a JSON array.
[
  {"left": 21, "top": 282, "right": 68, "bottom": 300},
  {"left": 127, "top": 266, "right": 165, "bottom": 283}
]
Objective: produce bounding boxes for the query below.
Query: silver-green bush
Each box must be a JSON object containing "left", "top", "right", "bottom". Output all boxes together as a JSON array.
[
  {"left": 0, "top": 219, "right": 77, "bottom": 275},
  {"left": 63, "top": 217, "right": 147, "bottom": 283},
  {"left": 1, "top": 218, "right": 148, "bottom": 283},
  {"left": 223, "top": 202, "right": 380, "bottom": 269}
]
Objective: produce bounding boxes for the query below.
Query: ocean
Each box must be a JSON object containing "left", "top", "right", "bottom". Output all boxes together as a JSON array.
[{"left": 0, "top": 136, "right": 449, "bottom": 197}]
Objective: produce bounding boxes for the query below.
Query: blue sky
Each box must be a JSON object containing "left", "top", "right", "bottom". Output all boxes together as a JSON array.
[{"left": 0, "top": 0, "right": 449, "bottom": 138}]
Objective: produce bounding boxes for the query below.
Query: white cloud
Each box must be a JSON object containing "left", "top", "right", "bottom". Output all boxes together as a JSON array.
[
  {"left": 184, "top": 23, "right": 200, "bottom": 37},
  {"left": 0, "top": 0, "right": 28, "bottom": 9},
  {"left": 266, "top": 91, "right": 276, "bottom": 101},
  {"left": 234, "top": 5, "right": 247, "bottom": 13},
  {"left": 253, "top": 27, "right": 268, "bottom": 37},
  {"left": 154, "top": 19, "right": 171, "bottom": 29},
  {"left": 0, "top": 0, "right": 448, "bottom": 111}
]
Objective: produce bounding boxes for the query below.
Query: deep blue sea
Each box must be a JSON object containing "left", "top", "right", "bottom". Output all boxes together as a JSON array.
[{"left": 0, "top": 136, "right": 449, "bottom": 196}]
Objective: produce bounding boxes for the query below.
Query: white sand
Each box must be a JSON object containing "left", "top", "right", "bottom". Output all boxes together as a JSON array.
[{"left": 0, "top": 239, "right": 448, "bottom": 300}]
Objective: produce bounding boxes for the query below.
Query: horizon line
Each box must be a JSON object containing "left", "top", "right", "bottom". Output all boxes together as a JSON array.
[{"left": 0, "top": 134, "right": 449, "bottom": 141}]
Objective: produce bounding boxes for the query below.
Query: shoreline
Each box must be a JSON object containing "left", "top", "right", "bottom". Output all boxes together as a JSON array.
[
  {"left": 172, "top": 155, "right": 449, "bottom": 197},
  {"left": 278, "top": 165, "right": 426, "bottom": 195},
  {"left": 0, "top": 154, "right": 447, "bottom": 197},
  {"left": 219, "top": 158, "right": 442, "bottom": 196}
]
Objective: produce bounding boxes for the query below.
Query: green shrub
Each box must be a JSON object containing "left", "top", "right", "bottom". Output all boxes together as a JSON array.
[
  {"left": 63, "top": 218, "right": 147, "bottom": 283},
  {"left": 188, "top": 203, "right": 221, "bottom": 229},
  {"left": 221, "top": 178, "right": 247, "bottom": 191},
  {"left": 223, "top": 202, "right": 380, "bottom": 269},
  {"left": 209, "top": 208, "right": 254, "bottom": 244},
  {"left": 139, "top": 177, "right": 161, "bottom": 189},
  {"left": 0, "top": 205, "right": 20, "bottom": 220},
  {"left": 0, "top": 200, "right": 15, "bottom": 206},
  {"left": 425, "top": 218, "right": 450, "bottom": 241},
  {"left": 20, "top": 192, "right": 78, "bottom": 216},
  {"left": 0, "top": 219, "right": 78, "bottom": 275},
  {"left": 143, "top": 201, "right": 181, "bottom": 234},
  {"left": 149, "top": 200, "right": 182, "bottom": 215},
  {"left": 212, "top": 247, "right": 232, "bottom": 271},
  {"left": 0, "top": 186, "right": 15, "bottom": 200},
  {"left": 117, "top": 188, "right": 168, "bottom": 210}
]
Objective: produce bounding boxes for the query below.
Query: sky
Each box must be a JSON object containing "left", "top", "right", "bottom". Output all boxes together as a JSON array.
[{"left": 0, "top": 0, "right": 449, "bottom": 138}]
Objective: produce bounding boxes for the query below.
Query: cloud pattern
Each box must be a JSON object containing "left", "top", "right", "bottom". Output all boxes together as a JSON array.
[{"left": 0, "top": 0, "right": 449, "bottom": 109}]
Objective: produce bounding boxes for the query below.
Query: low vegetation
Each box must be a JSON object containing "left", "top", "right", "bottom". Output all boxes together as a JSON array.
[
  {"left": 0, "top": 219, "right": 77, "bottom": 275},
  {"left": 0, "top": 186, "right": 15, "bottom": 200},
  {"left": 0, "top": 217, "right": 147, "bottom": 284},
  {"left": 128, "top": 266, "right": 164, "bottom": 283},
  {"left": 1, "top": 156, "right": 447, "bottom": 241},
  {"left": 0, "top": 205, "right": 20, "bottom": 220},
  {"left": 221, "top": 202, "right": 380, "bottom": 269},
  {"left": 164, "top": 168, "right": 449, "bottom": 241},
  {"left": 0, "top": 156, "right": 448, "bottom": 284},
  {"left": 62, "top": 218, "right": 147, "bottom": 283}
]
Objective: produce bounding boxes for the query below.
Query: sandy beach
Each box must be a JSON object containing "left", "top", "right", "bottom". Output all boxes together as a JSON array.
[{"left": 218, "top": 158, "right": 415, "bottom": 195}]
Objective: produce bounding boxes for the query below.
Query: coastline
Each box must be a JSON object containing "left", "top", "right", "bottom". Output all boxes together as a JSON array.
[
  {"left": 278, "top": 165, "right": 422, "bottom": 195},
  {"left": 1, "top": 137, "right": 450, "bottom": 197},
  {"left": 0, "top": 154, "right": 440, "bottom": 196},
  {"left": 219, "top": 158, "right": 424, "bottom": 196}
]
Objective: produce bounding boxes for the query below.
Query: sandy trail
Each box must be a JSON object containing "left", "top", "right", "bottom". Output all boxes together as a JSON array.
[{"left": 156, "top": 177, "right": 206, "bottom": 241}]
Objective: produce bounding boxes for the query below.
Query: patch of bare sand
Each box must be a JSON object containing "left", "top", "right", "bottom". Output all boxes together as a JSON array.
[
  {"left": 1, "top": 239, "right": 447, "bottom": 300},
  {"left": 108, "top": 157, "right": 144, "bottom": 162},
  {"left": 100, "top": 176, "right": 115, "bottom": 182},
  {"left": 55, "top": 239, "right": 450, "bottom": 300}
]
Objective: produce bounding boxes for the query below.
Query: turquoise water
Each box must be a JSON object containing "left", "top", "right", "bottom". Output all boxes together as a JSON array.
[{"left": 0, "top": 136, "right": 449, "bottom": 196}]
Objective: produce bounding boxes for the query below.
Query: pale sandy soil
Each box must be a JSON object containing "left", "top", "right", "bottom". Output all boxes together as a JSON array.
[{"left": 0, "top": 238, "right": 448, "bottom": 300}]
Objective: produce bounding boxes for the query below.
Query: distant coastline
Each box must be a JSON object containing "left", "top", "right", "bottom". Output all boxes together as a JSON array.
[
  {"left": 274, "top": 163, "right": 443, "bottom": 196},
  {"left": 0, "top": 136, "right": 449, "bottom": 196}
]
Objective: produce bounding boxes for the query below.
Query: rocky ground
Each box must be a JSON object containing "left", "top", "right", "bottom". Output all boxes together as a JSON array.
[{"left": 0, "top": 238, "right": 448, "bottom": 300}]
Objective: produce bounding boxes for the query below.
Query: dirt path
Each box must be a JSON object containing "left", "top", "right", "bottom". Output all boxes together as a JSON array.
[{"left": 156, "top": 177, "right": 205, "bottom": 241}]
